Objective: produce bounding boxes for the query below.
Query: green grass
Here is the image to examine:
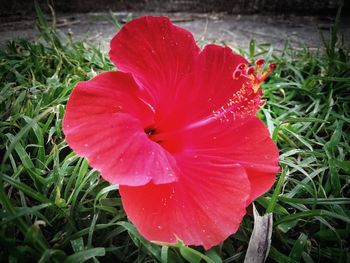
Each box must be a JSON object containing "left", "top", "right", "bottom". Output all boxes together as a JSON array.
[{"left": 1, "top": 3, "right": 350, "bottom": 263}]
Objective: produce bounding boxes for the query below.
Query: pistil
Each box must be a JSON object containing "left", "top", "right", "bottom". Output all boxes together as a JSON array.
[
  {"left": 213, "top": 59, "right": 276, "bottom": 122},
  {"left": 146, "top": 59, "right": 276, "bottom": 143}
]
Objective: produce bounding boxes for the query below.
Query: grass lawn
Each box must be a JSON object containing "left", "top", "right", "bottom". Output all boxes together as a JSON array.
[{"left": 0, "top": 3, "right": 349, "bottom": 263}]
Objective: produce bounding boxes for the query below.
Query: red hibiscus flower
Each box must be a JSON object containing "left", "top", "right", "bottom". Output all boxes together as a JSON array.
[{"left": 63, "top": 16, "right": 279, "bottom": 249}]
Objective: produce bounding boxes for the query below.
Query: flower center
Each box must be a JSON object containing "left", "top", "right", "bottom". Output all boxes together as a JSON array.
[
  {"left": 144, "top": 127, "right": 156, "bottom": 136},
  {"left": 144, "top": 127, "right": 163, "bottom": 144},
  {"left": 145, "top": 126, "right": 182, "bottom": 152}
]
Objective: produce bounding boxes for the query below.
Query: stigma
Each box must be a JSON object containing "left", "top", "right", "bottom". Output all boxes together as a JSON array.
[{"left": 233, "top": 59, "right": 276, "bottom": 93}]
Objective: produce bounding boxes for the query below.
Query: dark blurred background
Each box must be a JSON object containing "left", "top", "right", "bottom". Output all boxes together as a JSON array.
[
  {"left": 1, "top": 0, "right": 349, "bottom": 50},
  {"left": 1, "top": 0, "right": 349, "bottom": 19}
]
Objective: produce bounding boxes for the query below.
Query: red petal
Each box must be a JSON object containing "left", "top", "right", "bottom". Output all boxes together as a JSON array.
[
  {"left": 183, "top": 45, "right": 279, "bottom": 201},
  {"left": 63, "top": 72, "right": 178, "bottom": 186},
  {"left": 120, "top": 156, "right": 250, "bottom": 250},
  {"left": 179, "top": 117, "right": 279, "bottom": 204},
  {"left": 109, "top": 16, "right": 200, "bottom": 110},
  {"left": 226, "top": 118, "right": 280, "bottom": 203}
]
